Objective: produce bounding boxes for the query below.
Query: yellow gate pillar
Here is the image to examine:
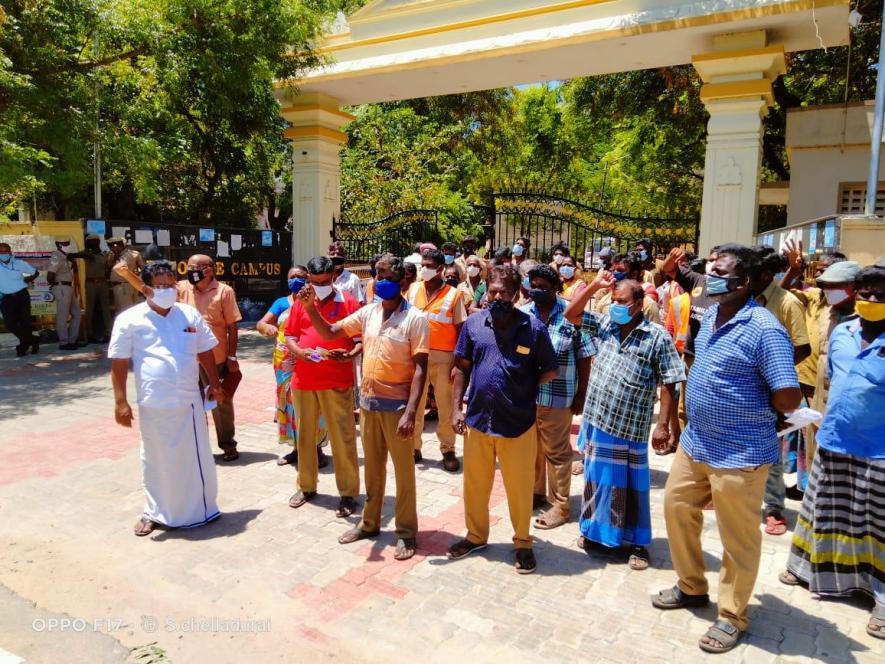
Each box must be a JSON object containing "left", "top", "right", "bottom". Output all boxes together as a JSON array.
[
  {"left": 280, "top": 93, "right": 354, "bottom": 265},
  {"left": 693, "top": 32, "right": 786, "bottom": 251}
]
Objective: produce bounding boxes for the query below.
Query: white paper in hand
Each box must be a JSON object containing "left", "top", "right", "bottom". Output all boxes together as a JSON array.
[
  {"left": 777, "top": 407, "right": 823, "bottom": 436},
  {"left": 204, "top": 385, "right": 218, "bottom": 412}
]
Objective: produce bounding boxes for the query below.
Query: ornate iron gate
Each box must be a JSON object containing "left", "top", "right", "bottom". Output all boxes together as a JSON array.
[
  {"left": 332, "top": 209, "right": 439, "bottom": 263},
  {"left": 487, "top": 192, "right": 698, "bottom": 267}
]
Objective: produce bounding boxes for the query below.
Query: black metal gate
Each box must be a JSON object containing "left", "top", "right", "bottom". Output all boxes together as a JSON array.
[
  {"left": 332, "top": 210, "right": 439, "bottom": 263},
  {"left": 487, "top": 192, "right": 699, "bottom": 268}
]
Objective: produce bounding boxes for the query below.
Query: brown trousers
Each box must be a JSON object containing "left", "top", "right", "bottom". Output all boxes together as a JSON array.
[
  {"left": 199, "top": 363, "right": 236, "bottom": 450},
  {"left": 664, "top": 446, "right": 770, "bottom": 631},
  {"left": 464, "top": 426, "right": 536, "bottom": 549},
  {"left": 292, "top": 387, "right": 359, "bottom": 497},
  {"left": 413, "top": 350, "right": 457, "bottom": 453},
  {"left": 533, "top": 406, "right": 574, "bottom": 517},
  {"left": 359, "top": 409, "right": 418, "bottom": 539}
]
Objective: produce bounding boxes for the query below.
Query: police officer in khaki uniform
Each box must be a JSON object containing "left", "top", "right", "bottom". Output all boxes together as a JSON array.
[
  {"left": 46, "top": 235, "right": 83, "bottom": 350},
  {"left": 73, "top": 234, "right": 112, "bottom": 342},
  {"left": 107, "top": 236, "right": 144, "bottom": 316}
]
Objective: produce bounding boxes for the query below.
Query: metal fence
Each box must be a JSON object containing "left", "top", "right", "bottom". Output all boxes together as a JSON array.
[{"left": 332, "top": 209, "right": 439, "bottom": 263}]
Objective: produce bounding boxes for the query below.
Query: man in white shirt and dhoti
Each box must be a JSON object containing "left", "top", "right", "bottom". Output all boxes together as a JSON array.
[{"left": 108, "top": 260, "right": 224, "bottom": 537}]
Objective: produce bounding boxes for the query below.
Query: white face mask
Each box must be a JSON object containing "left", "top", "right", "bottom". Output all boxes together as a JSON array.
[
  {"left": 150, "top": 287, "right": 178, "bottom": 310},
  {"left": 420, "top": 266, "right": 439, "bottom": 282},
  {"left": 705, "top": 262, "right": 715, "bottom": 275},
  {"left": 466, "top": 265, "right": 481, "bottom": 278},
  {"left": 824, "top": 288, "right": 851, "bottom": 306},
  {"left": 553, "top": 254, "right": 565, "bottom": 265},
  {"left": 313, "top": 284, "right": 334, "bottom": 300}
]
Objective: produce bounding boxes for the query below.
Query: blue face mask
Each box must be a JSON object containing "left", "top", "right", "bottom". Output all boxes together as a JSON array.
[
  {"left": 638, "top": 250, "right": 648, "bottom": 262},
  {"left": 288, "top": 277, "right": 306, "bottom": 295},
  {"left": 374, "top": 279, "right": 401, "bottom": 300},
  {"left": 609, "top": 303, "right": 634, "bottom": 325},
  {"left": 612, "top": 270, "right": 626, "bottom": 281},
  {"left": 559, "top": 265, "right": 575, "bottom": 280},
  {"left": 512, "top": 244, "right": 525, "bottom": 257},
  {"left": 706, "top": 273, "right": 742, "bottom": 297},
  {"left": 444, "top": 254, "right": 455, "bottom": 265},
  {"left": 521, "top": 276, "right": 530, "bottom": 290}
]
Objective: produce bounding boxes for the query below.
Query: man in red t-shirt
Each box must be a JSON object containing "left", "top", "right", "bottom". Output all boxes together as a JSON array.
[{"left": 285, "top": 256, "right": 362, "bottom": 517}]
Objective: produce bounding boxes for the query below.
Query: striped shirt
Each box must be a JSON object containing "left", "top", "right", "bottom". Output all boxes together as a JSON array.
[
  {"left": 681, "top": 299, "right": 799, "bottom": 468},
  {"left": 520, "top": 297, "right": 595, "bottom": 409},
  {"left": 579, "top": 312, "right": 685, "bottom": 442}
]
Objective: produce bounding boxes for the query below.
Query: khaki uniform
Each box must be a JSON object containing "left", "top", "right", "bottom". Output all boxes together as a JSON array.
[
  {"left": 82, "top": 250, "right": 112, "bottom": 340},
  {"left": 109, "top": 248, "right": 144, "bottom": 314},
  {"left": 47, "top": 250, "right": 82, "bottom": 345}
]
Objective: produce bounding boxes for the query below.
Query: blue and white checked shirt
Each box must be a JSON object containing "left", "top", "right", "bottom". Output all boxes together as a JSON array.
[
  {"left": 520, "top": 297, "right": 595, "bottom": 409},
  {"left": 681, "top": 299, "right": 799, "bottom": 468},
  {"left": 580, "top": 311, "right": 685, "bottom": 442}
]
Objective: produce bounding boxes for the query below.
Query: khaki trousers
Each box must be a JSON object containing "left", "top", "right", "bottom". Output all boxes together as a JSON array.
[
  {"left": 677, "top": 353, "right": 694, "bottom": 431},
  {"left": 52, "top": 284, "right": 82, "bottom": 344},
  {"left": 112, "top": 282, "right": 141, "bottom": 314},
  {"left": 199, "top": 363, "right": 236, "bottom": 450},
  {"left": 664, "top": 446, "right": 770, "bottom": 631},
  {"left": 292, "top": 387, "right": 359, "bottom": 497},
  {"left": 533, "top": 406, "right": 574, "bottom": 517},
  {"left": 85, "top": 282, "right": 111, "bottom": 339},
  {"left": 413, "top": 350, "right": 456, "bottom": 453},
  {"left": 464, "top": 426, "right": 536, "bottom": 549},
  {"left": 359, "top": 409, "right": 418, "bottom": 539}
]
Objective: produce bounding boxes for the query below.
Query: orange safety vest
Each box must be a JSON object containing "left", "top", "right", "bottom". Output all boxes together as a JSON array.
[
  {"left": 408, "top": 281, "right": 459, "bottom": 351},
  {"left": 665, "top": 292, "right": 690, "bottom": 354}
]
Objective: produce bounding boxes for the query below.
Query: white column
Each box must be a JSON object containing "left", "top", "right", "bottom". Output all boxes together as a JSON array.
[
  {"left": 279, "top": 93, "right": 354, "bottom": 265},
  {"left": 693, "top": 34, "right": 786, "bottom": 251}
]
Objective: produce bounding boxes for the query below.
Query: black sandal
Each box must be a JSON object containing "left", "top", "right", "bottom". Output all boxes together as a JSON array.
[
  {"left": 335, "top": 496, "right": 357, "bottom": 518},
  {"left": 698, "top": 619, "right": 742, "bottom": 654},
  {"left": 627, "top": 546, "right": 650, "bottom": 571},
  {"left": 651, "top": 585, "right": 710, "bottom": 610},
  {"left": 447, "top": 537, "right": 487, "bottom": 560},
  {"left": 514, "top": 549, "right": 537, "bottom": 575}
]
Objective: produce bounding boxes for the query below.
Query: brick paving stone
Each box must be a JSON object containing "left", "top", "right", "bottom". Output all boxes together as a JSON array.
[{"left": 0, "top": 329, "right": 882, "bottom": 662}]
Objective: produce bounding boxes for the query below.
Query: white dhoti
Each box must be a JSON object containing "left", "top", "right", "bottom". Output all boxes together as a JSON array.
[{"left": 138, "top": 401, "right": 220, "bottom": 528}]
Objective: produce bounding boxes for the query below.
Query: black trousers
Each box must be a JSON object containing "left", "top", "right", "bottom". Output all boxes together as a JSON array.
[{"left": 0, "top": 288, "right": 36, "bottom": 349}]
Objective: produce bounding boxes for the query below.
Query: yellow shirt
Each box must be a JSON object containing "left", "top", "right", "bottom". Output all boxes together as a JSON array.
[
  {"left": 790, "top": 287, "right": 826, "bottom": 387},
  {"left": 757, "top": 281, "right": 810, "bottom": 349}
]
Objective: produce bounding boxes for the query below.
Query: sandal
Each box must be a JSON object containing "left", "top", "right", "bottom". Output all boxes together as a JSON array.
[
  {"left": 534, "top": 508, "right": 568, "bottom": 530},
  {"left": 335, "top": 496, "right": 357, "bottom": 518},
  {"left": 338, "top": 527, "right": 379, "bottom": 545},
  {"left": 867, "top": 606, "right": 885, "bottom": 640},
  {"left": 651, "top": 585, "right": 710, "bottom": 610},
  {"left": 394, "top": 538, "right": 416, "bottom": 561},
  {"left": 447, "top": 537, "right": 487, "bottom": 560},
  {"left": 133, "top": 517, "right": 157, "bottom": 537},
  {"left": 764, "top": 513, "right": 788, "bottom": 536},
  {"left": 571, "top": 460, "right": 584, "bottom": 476},
  {"left": 698, "top": 619, "right": 742, "bottom": 654},
  {"left": 514, "top": 549, "right": 537, "bottom": 575},
  {"left": 277, "top": 451, "right": 297, "bottom": 466},
  {"left": 288, "top": 490, "right": 316, "bottom": 509},
  {"left": 628, "top": 546, "right": 650, "bottom": 571},
  {"left": 221, "top": 449, "right": 239, "bottom": 462},
  {"left": 778, "top": 570, "right": 801, "bottom": 586}
]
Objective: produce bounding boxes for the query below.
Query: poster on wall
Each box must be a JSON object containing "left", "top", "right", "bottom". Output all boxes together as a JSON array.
[
  {"left": 261, "top": 230, "right": 273, "bottom": 247},
  {"left": 824, "top": 219, "right": 836, "bottom": 247},
  {"left": 808, "top": 224, "right": 818, "bottom": 254},
  {"left": 85, "top": 219, "right": 106, "bottom": 236},
  {"left": 15, "top": 251, "right": 56, "bottom": 316}
]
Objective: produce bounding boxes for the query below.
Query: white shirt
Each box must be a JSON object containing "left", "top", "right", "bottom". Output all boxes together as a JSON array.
[
  {"left": 0, "top": 257, "right": 37, "bottom": 294},
  {"left": 334, "top": 269, "right": 365, "bottom": 304},
  {"left": 108, "top": 302, "right": 218, "bottom": 408}
]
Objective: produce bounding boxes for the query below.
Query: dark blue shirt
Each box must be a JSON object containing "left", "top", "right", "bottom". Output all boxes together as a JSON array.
[{"left": 455, "top": 309, "right": 558, "bottom": 437}]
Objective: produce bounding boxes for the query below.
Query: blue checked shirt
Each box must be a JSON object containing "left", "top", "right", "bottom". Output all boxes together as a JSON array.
[
  {"left": 520, "top": 297, "right": 595, "bottom": 409},
  {"left": 681, "top": 299, "right": 799, "bottom": 468},
  {"left": 579, "top": 312, "right": 685, "bottom": 442}
]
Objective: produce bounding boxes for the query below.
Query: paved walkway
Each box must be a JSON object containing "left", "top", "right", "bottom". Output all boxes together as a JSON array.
[{"left": 0, "top": 329, "right": 882, "bottom": 663}]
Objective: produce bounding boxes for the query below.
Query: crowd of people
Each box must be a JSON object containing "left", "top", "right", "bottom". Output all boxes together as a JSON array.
[{"left": 5, "top": 230, "right": 881, "bottom": 654}]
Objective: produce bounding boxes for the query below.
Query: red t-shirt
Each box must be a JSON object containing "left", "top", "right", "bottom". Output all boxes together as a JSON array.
[{"left": 285, "top": 291, "right": 361, "bottom": 390}]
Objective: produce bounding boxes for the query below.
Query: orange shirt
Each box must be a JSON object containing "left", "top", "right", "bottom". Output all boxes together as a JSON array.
[
  {"left": 176, "top": 279, "right": 242, "bottom": 364},
  {"left": 407, "top": 281, "right": 466, "bottom": 352}
]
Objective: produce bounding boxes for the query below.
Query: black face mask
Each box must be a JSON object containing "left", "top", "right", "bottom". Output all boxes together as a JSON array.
[
  {"left": 444, "top": 277, "right": 460, "bottom": 288},
  {"left": 187, "top": 268, "right": 205, "bottom": 285},
  {"left": 330, "top": 256, "right": 346, "bottom": 267},
  {"left": 528, "top": 288, "right": 554, "bottom": 305},
  {"left": 489, "top": 299, "right": 514, "bottom": 321}
]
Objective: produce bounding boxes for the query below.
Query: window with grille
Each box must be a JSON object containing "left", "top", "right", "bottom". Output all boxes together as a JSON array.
[{"left": 838, "top": 182, "right": 885, "bottom": 215}]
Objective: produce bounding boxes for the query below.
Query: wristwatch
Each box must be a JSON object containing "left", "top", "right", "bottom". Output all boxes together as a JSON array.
[{"left": 227, "top": 355, "right": 238, "bottom": 362}]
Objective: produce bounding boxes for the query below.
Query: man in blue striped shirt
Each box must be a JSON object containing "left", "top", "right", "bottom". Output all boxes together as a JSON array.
[
  {"left": 519, "top": 264, "right": 594, "bottom": 529},
  {"left": 652, "top": 244, "right": 801, "bottom": 654}
]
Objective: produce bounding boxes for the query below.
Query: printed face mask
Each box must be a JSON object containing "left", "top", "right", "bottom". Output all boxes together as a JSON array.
[{"left": 187, "top": 268, "right": 205, "bottom": 285}]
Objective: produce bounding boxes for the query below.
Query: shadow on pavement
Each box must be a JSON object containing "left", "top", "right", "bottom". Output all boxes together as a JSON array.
[{"left": 151, "top": 509, "right": 262, "bottom": 542}]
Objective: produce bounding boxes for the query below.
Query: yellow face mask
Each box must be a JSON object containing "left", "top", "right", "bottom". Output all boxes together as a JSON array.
[{"left": 855, "top": 299, "right": 885, "bottom": 322}]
